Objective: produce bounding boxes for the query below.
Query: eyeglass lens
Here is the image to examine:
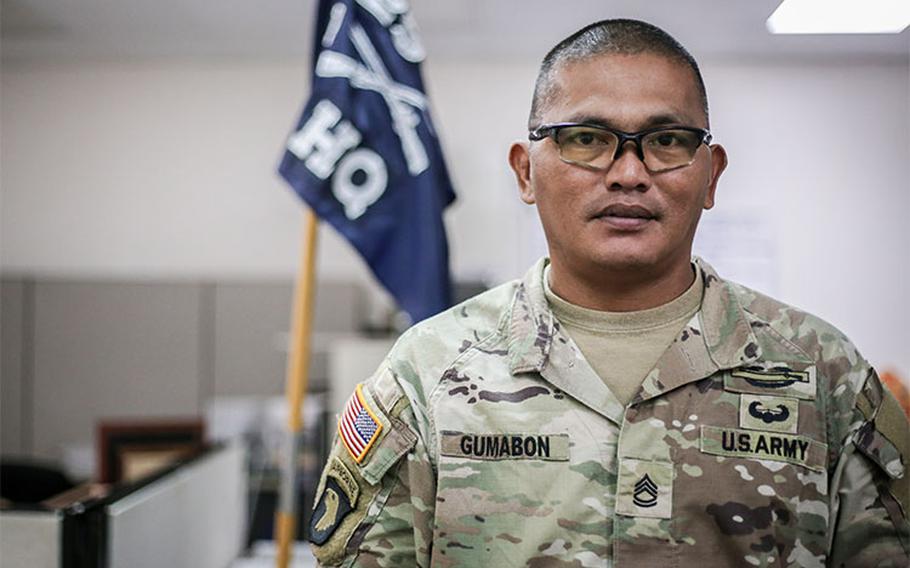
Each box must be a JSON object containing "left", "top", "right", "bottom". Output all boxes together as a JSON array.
[{"left": 553, "top": 126, "right": 703, "bottom": 172}]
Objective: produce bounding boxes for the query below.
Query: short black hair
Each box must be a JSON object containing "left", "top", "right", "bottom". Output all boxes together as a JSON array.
[{"left": 529, "top": 19, "right": 709, "bottom": 128}]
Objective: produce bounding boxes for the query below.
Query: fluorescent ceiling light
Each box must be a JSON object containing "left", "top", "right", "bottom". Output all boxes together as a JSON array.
[{"left": 767, "top": 0, "right": 910, "bottom": 34}]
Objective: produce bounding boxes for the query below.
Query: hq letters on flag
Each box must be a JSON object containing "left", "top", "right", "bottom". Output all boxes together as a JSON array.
[{"left": 279, "top": 0, "right": 456, "bottom": 324}]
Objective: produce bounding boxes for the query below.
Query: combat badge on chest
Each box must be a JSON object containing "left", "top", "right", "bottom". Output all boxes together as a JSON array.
[
  {"left": 700, "top": 365, "right": 827, "bottom": 470},
  {"left": 724, "top": 365, "right": 816, "bottom": 400}
]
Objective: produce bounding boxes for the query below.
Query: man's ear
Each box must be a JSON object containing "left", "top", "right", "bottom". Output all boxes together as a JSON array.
[
  {"left": 509, "top": 141, "right": 535, "bottom": 204},
  {"left": 703, "top": 143, "right": 728, "bottom": 210}
]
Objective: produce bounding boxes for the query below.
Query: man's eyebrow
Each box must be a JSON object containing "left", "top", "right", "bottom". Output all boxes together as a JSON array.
[
  {"left": 640, "top": 113, "right": 688, "bottom": 128},
  {"left": 562, "top": 113, "right": 691, "bottom": 130},
  {"left": 561, "top": 114, "right": 615, "bottom": 128}
]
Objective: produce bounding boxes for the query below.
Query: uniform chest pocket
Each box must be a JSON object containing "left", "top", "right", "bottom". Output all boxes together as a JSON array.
[
  {"left": 435, "top": 430, "right": 575, "bottom": 514},
  {"left": 665, "top": 423, "right": 832, "bottom": 567},
  {"left": 434, "top": 430, "right": 607, "bottom": 566}
]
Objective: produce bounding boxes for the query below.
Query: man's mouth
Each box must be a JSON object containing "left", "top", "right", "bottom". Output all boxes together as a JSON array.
[{"left": 594, "top": 203, "right": 658, "bottom": 230}]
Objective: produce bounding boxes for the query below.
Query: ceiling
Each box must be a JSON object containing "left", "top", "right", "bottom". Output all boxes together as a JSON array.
[{"left": 2, "top": 0, "right": 908, "bottom": 63}]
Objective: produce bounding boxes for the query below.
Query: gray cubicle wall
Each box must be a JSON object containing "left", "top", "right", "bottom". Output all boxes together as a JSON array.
[
  {"left": 213, "top": 281, "right": 362, "bottom": 396},
  {"left": 2, "top": 279, "right": 28, "bottom": 454},
  {"left": 32, "top": 281, "right": 204, "bottom": 461},
  {"left": 0, "top": 276, "right": 363, "bottom": 468}
]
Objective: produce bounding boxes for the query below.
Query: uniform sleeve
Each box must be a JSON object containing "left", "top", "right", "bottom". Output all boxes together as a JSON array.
[
  {"left": 309, "top": 366, "right": 436, "bottom": 567},
  {"left": 828, "top": 369, "right": 910, "bottom": 566}
]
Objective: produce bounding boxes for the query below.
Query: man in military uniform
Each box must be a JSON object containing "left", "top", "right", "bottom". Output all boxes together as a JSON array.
[{"left": 309, "top": 19, "right": 910, "bottom": 567}]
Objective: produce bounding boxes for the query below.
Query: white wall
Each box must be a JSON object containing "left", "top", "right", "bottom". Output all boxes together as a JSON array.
[
  {"left": 702, "top": 61, "right": 910, "bottom": 379},
  {"left": 2, "top": 56, "right": 908, "bottom": 374}
]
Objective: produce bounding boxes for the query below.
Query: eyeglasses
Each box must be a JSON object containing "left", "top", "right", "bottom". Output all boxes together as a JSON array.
[{"left": 528, "top": 123, "right": 712, "bottom": 173}]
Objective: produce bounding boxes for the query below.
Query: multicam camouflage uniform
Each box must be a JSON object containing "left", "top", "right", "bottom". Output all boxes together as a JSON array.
[{"left": 309, "top": 258, "right": 910, "bottom": 567}]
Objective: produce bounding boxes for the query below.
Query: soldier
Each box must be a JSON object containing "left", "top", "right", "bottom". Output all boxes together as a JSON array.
[{"left": 309, "top": 19, "right": 910, "bottom": 567}]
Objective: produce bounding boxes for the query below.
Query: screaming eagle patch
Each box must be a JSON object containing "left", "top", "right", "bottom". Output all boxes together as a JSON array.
[{"left": 309, "top": 457, "right": 359, "bottom": 545}]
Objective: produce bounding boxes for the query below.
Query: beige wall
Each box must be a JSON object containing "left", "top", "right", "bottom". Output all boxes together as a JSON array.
[
  {"left": 2, "top": 57, "right": 908, "bottom": 369},
  {"left": 1, "top": 56, "right": 908, "bottom": 467}
]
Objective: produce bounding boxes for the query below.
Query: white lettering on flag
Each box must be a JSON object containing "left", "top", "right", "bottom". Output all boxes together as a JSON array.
[
  {"left": 355, "top": 0, "right": 425, "bottom": 62},
  {"left": 286, "top": 99, "right": 390, "bottom": 219},
  {"left": 316, "top": 23, "right": 429, "bottom": 176},
  {"left": 355, "top": 0, "right": 407, "bottom": 26},
  {"left": 333, "top": 148, "right": 388, "bottom": 220},
  {"left": 389, "top": 13, "right": 425, "bottom": 63},
  {"left": 286, "top": 100, "right": 361, "bottom": 180},
  {"left": 321, "top": 3, "right": 348, "bottom": 48}
]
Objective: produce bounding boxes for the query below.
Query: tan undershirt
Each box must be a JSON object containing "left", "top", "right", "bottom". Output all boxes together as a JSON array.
[{"left": 544, "top": 263, "right": 704, "bottom": 406}]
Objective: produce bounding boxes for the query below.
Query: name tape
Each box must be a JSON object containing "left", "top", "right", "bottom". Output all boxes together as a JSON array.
[{"left": 440, "top": 432, "right": 569, "bottom": 461}]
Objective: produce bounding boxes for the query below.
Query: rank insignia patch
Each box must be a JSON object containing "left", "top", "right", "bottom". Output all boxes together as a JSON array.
[
  {"left": 633, "top": 474, "right": 659, "bottom": 508},
  {"left": 616, "top": 459, "right": 673, "bottom": 519},
  {"left": 339, "top": 384, "right": 383, "bottom": 463}
]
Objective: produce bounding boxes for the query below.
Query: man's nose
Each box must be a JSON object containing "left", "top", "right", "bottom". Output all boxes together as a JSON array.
[{"left": 603, "top": 141, "right": 650, "bottom": 191}]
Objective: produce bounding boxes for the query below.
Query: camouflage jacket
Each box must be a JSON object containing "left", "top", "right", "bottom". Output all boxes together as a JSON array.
[{"left": 310, "top": 258, "right": 910, "bottom": 567}]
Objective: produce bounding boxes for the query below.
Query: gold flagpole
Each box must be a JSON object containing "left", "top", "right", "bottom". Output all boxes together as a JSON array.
[{"left": 276, "top": 208, "right": 319, "bottom": 568}]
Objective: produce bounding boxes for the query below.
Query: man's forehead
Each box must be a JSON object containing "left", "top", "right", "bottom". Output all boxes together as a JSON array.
[{"left": 542, "top": 52, "right": 705, "bottom": 127}]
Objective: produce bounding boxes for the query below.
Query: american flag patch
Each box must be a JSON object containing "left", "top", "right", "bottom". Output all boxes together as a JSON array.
[{"left": 339, "top": 384, "right": 383, "bottom": 463}]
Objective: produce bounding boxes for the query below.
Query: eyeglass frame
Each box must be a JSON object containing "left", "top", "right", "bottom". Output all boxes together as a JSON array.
[{"left": 528, "top": 122, "right": 713, "bottom": 173}]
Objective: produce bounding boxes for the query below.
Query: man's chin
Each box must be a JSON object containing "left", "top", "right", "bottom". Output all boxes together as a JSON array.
[{"left": 588, "top": 248, "right": 660, "bottom": 271}]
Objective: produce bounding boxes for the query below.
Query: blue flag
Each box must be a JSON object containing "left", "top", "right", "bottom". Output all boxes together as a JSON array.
[{"left": 278, "top": 0, "right": 456, "bottom": 324}]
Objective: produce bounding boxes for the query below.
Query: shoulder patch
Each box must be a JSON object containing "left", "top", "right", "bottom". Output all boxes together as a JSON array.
[
  {"left": 874, "top": 387, "right": 909, "bottom": 480},
  {"left": 309, "top": 374, "right": 417, "bottom": 565},
  {"left": 339, "top": 384, "right": 384, "bottom": 464},
  {"left": 853, "top": 377, "right": 910, "bottom": 540},
  {"left": 855, "top": 376, "right": 910, "bottom": 515},
  {"left": 309, "top": 457, "right": 358, "bottom": 545},
  {"left": 855, "top": 374, "right": 909, "bottom": 480}
]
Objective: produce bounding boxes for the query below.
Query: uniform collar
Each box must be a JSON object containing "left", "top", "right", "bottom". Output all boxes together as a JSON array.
[
  {"left": 631, "top": 258, "right": 763, "bottom": 404},
  {"left": 506, "top": 257, "right": 554, "bottom": 375},
  {"left": 505, "top": 257, "right": 763, "bottom": 406}
]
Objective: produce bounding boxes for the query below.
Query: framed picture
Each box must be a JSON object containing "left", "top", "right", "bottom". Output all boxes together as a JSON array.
[{"left": 97, "top": 419, "right": 206, "bottom": 484}]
